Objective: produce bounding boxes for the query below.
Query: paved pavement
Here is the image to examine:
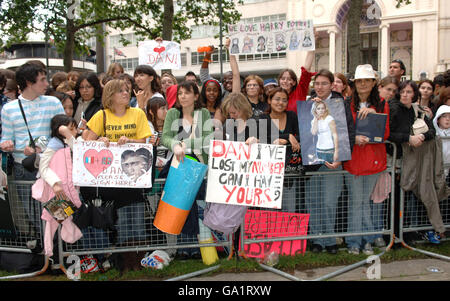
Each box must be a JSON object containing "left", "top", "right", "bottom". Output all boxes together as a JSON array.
[{"left": 187, "top": 258, "right": 450, "bottom": 281}]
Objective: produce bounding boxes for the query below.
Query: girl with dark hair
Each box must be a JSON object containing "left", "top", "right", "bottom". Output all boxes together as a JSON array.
[
  {"left": 118, "top": 73, "right": 138, "bottom": 109},
  {"left": 161, "top": 81, "right": 213, "bottom": 259},
  {"left": 133, "top": 65, "right": 163, "bottom": 111},
  {"left": 38, "top": 114, "right": 77, "bottom": 201},
  {"left": 378, "top": 76, "right": 400, "bottom": 103},
  {"left": 333, "top": 72, "right": 352, "bottom": 99},
  {"left": 261, "top": 87, "right": 300, "bottom": 213},
  {"left": 344, "top": 64, "right": 390, "bottom": 255},
  {"left": 162, "top": 81, "right": 212, "bottom": 164},
  {"left": 200, "top": 78, "right": 224, "bottom": 120},
  {"left": 73, "top": 72, "right": 103, "bottom": 127},
  {"left": 277, "top": 43, "right": 316, "bottom": 114},
  {"left": 417, "top": 79, "right": 435, "bottom": 118},
  {"left": 389, "top": 80, "right": 446, "bottom": 244}
]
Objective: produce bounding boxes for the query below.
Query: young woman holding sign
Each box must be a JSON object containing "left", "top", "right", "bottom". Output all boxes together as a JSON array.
[
  {"left": 161, "top": 80, "right": 213, "bottom": 259},
  {"left": 83, "top": 79, "right": 152, "bottom": 248},
  {"left": 206, "top": 92, "right": 260, "bottom": 260},
  {"left": 260, "top": 87, "right": 300, "bottom": 213}
]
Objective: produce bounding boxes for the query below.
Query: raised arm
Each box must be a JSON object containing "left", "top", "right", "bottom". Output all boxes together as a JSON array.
[
  {"left": 225, "top": 38, "right": 241, "bottom": 93},
  {"left": 199, "top": 46, "right": 215, "bottom": 83}
]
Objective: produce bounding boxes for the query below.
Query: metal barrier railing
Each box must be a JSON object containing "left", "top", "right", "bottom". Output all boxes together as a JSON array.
[
  {"left": 0, "top": 180, "right": 49, "bottom": 280},
  {"left": 1, "top": 141, "right": 449, "bottom": 281},
  {"left": 250, "top": 142, "right": 398, "bottom": 281}
]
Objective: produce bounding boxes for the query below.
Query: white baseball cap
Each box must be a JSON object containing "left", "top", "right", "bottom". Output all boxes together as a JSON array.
[{"left": 354, "top": 64, "right": 376, "bottom": 80}]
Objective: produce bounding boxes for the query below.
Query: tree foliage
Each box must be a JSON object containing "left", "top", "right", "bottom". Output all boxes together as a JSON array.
[{"left": 0, "top": 0, "right": 241, "bottom": 71}]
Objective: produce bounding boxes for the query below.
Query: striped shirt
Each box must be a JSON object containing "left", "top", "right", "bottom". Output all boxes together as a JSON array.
[{"left": 1, "top": 95, "right": 65, "bottom": 162}]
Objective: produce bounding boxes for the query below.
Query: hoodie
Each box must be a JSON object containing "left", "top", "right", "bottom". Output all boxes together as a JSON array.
[{"left": 433, "top": 105, "right": 450, "bottom": 173}]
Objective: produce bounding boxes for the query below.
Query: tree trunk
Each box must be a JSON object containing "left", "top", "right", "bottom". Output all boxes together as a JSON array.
[
  {"left": 347, "top": 0, "right": 363, "bottom": 77},
  {"left": 96, "top": 24, "right": 105, "bottom": 73},
  {"left": 161, "top": 0, "right": 174, "bottom": 75},
  {"left": 64, "top": 17, "right": 75, "bottom": 72},
  {"left": 162, "top": 0, "right": 174, "bottom": 41}
]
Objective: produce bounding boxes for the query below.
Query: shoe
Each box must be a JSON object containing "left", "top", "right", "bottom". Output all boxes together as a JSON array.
[
  {"left": 80, "top": 255, "right": 99, "bottom": 273},
  {"left": 347, "top": 247, "right": 360, "bottom": 255},
  {"left": 101, "top": 259, "right": 111, "bottom": 271},
  {"left": 363, "top": 243, "right": 374, "bottom": 255},
  {"left": 311, "top": 244, "right": 323, "bottom": 253},
  {"left": 374, "top": 237, "right": 386, "bottom": 248},
  {"left": 325, "top": 245, "right": 338, "bottom": 255},
  {"left": 423, "top": 231, "right": 441, "bottom": 244}
]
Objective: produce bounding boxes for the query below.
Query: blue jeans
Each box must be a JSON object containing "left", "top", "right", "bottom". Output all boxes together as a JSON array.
[
  {"left": 13, "top": 162, "right": 39, "bottom": 235},
  {"left": 345, "top": 172, "right": 380, "bottom": 249},
  {"left": 370, "top": 201, "right": 386, "bottom": 241},
  {"left": 80, "top": 226, "right": 111, "bottom": 251},
  {"left": 304, "top": 165, "right": 343, "bottom": 247},
  {"left": 116, "top": 202, "right": 146, "bottom": 244}
]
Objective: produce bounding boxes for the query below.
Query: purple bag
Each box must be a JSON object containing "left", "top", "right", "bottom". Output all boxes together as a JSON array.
[{"left": 202, "top": 202, "right": 248, "bottom": 236}]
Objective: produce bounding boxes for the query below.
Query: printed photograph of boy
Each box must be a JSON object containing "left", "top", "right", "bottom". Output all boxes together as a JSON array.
[{"left": 121, "top": 148, "right": 153, "bottom": 182}]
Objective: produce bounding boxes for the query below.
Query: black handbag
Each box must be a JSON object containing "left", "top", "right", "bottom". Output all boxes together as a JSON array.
[{"left": 17, "top": 99, "right": 39, "bottom": 172}]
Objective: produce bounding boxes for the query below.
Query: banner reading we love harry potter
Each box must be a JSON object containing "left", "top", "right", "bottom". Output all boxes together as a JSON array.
[
  {"left": 72, "top": 140, "right": 153, "bottom": 188},
  {"left": 205, "top": 140, "right": 286, "bottom": 209},
  {"left": 227, "top": 19, "right": 315, "bottom": 55}
]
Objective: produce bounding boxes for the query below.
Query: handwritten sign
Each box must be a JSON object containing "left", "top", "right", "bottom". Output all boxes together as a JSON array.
[
  {"left": 205, "top": 140, "right": 286, "bottom": 209},
  {"left": 138, "top": 40, "right": 181, "bottom": 70},
  {"left": 227, "top": 19, "right": 314, "bottom": 55},
  {"left": 243, "top": 210, "right": 309, "bottom": 258},
  {"left": 72, "top": 140, "right": 153, "bottom": 188}
]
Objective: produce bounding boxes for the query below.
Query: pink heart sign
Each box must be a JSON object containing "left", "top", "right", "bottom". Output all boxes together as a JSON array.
[
  {"left": 153, "top": 46, "right": 166, "bottom": 54},
  {"left": 83, "top": 149, "right": 114, "bottom": 178}
]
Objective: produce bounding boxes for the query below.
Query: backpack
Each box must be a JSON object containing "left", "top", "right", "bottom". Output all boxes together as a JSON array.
[{"left": 202, "top": 202, "right": 248, "bottom": 236}]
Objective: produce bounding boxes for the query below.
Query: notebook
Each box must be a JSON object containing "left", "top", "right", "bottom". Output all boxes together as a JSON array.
[{"left": 355, "top": 113, "right": 387, "bottom": 143}]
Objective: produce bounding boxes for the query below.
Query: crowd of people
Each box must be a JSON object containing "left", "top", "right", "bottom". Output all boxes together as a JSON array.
[{"left": 0, "top": 38, "right": 449, "bottom": 272}]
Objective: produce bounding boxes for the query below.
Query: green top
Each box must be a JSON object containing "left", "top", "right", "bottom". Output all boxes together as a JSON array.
[{"left": 161, "top": 107, "right": 213, "bottom": 164}]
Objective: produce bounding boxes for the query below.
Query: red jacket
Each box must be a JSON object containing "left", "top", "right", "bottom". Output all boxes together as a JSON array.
[
  {"left": 286, "top": 67, "right": 316, "bottom": 114},
  {"left": 343, "top": 99, "right": 390, "bottom": 176}
]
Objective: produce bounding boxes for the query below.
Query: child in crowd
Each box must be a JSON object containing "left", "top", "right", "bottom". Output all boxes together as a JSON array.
[
  {"left": 433, "top": 105, "right": 450, "bottom": 176},
  {"left": 38, "top": 114, "right": 78, "bottom": 204},
  {"left": 145, "top": 96, "right": 169, "bottom": 170}
]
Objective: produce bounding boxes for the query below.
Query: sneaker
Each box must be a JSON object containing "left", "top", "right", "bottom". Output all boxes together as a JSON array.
[
  {"left": 348, "top": 247, "right": 360, "bottom": 255},
  {"left": 101, "top": 259, "right": 111, "bottom": 271},
  {"left": 423, "top": 231, "right": 441, "bottom": 244},
  {"left": 80, "top": 256, "right": 99, "bottom": 273},
  {"left": 374, "top": 237, "right": 386, "bottom": 248},
  {"left": 363, "top": 243, "right": 374, "bottom": 255}
]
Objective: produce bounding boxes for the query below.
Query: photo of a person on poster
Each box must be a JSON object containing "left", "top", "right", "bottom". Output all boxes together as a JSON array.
[
  {"left": 310, "top": 101, "right": 339, "bottom": 163},
  {"left": 121, "top": 148, "right": 153, "bottom": 182}
]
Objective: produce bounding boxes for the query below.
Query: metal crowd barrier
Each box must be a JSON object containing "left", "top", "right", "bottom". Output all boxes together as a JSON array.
[
  {"left": 1, "top": 141, "right": 449, "bottom": 281},
  {"left": 252, "top": 142, "right": 398, "bottom": 281},
  {"left": 0, "top": 180, "right": 49, "bottom": 280}
]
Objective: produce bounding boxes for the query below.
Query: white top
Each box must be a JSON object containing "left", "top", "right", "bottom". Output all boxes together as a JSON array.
[{"left": 313, "top": 115, "right": 335, "bottom": 149}]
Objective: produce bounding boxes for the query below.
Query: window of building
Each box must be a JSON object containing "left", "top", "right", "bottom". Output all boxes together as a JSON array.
[
  {"left": 115, "top": 57, "right": 139, "bottom": 72},
  {"left": 109, "top": 33, "right": 138, "bottom": 49}
]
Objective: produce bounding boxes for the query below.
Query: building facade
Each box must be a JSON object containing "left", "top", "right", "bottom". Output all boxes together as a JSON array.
[{"left": 105, "top": 0, "right": 449, "bottom": 82}]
